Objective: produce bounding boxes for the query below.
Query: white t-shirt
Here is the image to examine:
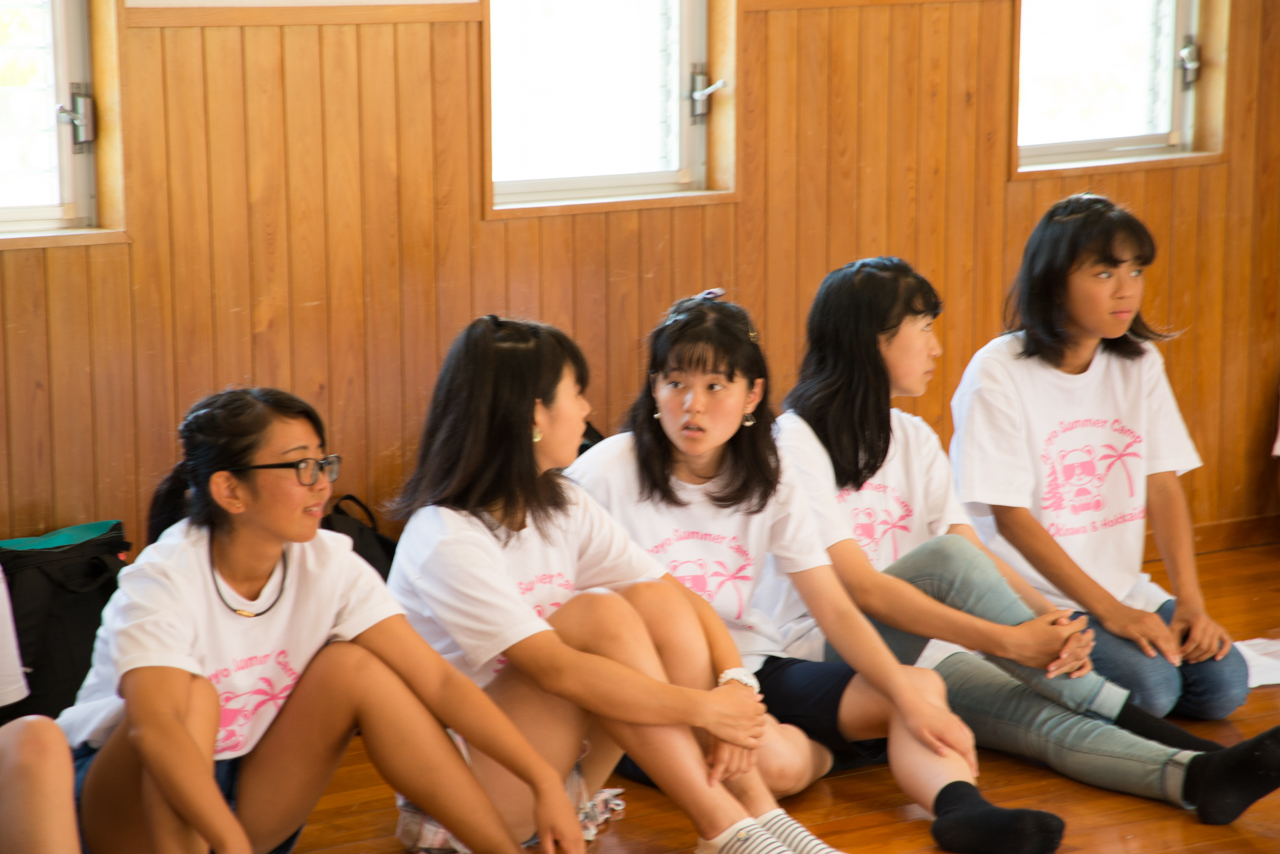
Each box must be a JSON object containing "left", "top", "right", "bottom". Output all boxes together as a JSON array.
[
  {"left": 388, "top": 482, "right": 666, "bottom": 689},
  {"left": 57, "top": 521, "right": 402, "bottom": 758},
  {"left": 0, "top": 568, "right": 30, "bottom": 707},
  {"left": 565, "top": 433, "right": 831, "bottom": 673},
  {"left": 950, "top": 333, "right": 1201, "bottom": 613},
  {"left": 762, "top": 410, "right": 972, "bottom": 665}
]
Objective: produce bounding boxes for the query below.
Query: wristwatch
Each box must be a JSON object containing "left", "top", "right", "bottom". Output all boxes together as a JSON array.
[{"left": 717, "top": 667, "right": 761, "bottom": 693}]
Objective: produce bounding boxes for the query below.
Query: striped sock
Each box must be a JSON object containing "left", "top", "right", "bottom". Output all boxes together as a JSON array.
[
  {"left": 695, "top": 818, "right": 796, "bottom": 854},
  {"left": 758, "top": 809, "right": 839, "bottom": 854}
]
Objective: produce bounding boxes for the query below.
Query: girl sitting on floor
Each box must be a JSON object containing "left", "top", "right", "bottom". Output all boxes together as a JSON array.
[
  {"left": 950, "top": 194, "right": 1249, "bottom": 721},
  {"left": 57, "top": 388, "right": 581, "bottom": 854},
  {"left": 767, "top": 256, "right": 1280, "bottom": 825},
  {"left": 388, "top": 316, "right": 826, "bottom": 854},
  {"left": 566, "top": 293, "right": 1064, "bottom": 854}
]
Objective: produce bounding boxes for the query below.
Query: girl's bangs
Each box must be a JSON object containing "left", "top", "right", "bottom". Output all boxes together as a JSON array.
[
  {"left": 900, "top": 273, "right": 942, "bottom": 319},
  {"left": 1080, "top": 211, "right": 1157, "bottom": 268},
  {"left": 662, "top": 337, "right": 738, "bottom": 379}
]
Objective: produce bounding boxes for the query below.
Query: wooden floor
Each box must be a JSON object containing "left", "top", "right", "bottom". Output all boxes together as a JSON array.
[{"left": 294, "top": 544, "right": 1280, "bottom": 854}]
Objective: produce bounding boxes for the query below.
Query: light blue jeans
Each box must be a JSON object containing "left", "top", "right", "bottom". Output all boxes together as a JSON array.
[
  {"left": 1082, "top": 599, "right": 1249, "bottom": 719},
  {"left": 825, "top": 535, "right": 1196, "bottom": 805}
]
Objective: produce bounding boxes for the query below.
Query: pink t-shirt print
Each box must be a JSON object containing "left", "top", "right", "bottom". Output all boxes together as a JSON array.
[
  {"left": 835, "top": 481, "right": 914, "bottom": 564},
  {"left": 209, "top": 649, "right": 300, "bottom": 755},
  {"left": 650, "top": 530, "right": 755, "bottom": 622},
  {"left": 1039, "top": 418, "right": 1146, "bottom": 539}
]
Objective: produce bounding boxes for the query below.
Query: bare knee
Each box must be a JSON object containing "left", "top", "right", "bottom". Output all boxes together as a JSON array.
[
  {"left": 617, "top": 578, "right": 686, "bottom": 614},
  {"left": 903, "top": 665, "right": 949, "bottom": 707},
  {"left": 0, "top": 716, "right": 71, "bottom": 772},
  {"left": 755, "top": 722, "right": 821, "bottom": 798},
  {"left": 549, "top": 590, "right": 650, "bottom": 655}
]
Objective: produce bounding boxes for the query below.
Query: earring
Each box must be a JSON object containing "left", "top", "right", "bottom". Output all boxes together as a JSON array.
[
  {"left": 532, "top": 427, "right": 543, "bottom": 442},
  {"left": 742, "top": 412, "right": 757, "bottom": 427},
  {"left": 653, "top": 411, "right": 661, "bottom": 420}
]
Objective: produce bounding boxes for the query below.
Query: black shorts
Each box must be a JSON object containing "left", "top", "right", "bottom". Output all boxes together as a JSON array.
[{"left": 756, "top": 656, "right": 889, "bottom": 768}]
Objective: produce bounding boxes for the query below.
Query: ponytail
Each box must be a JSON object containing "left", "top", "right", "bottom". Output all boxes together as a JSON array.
[{"left": 147, "top": 463, "right": 191, "bottom": 545}]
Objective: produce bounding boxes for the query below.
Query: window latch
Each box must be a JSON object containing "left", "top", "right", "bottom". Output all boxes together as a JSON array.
[
  {"left": 57, "top": 89, "right": 96, "bottom": 147},
  {"left": 691, "top": 64, "right": 726, "bottom": 123},
  {"left": 1178, "top": 37, "right": 1200, "bottom": 87}
]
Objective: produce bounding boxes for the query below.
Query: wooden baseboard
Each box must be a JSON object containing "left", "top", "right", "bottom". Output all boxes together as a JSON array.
[{"left": 1144, "top": 514, "right": 1280, "bottom": 562}]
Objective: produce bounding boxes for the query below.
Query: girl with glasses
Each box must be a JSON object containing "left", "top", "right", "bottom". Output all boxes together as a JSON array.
[
  {"left": 566, "top": 293, "right": 1064, "bottom": 854},
  {"left": 57, "top": 387, "right": 581, "bottom": 854}
]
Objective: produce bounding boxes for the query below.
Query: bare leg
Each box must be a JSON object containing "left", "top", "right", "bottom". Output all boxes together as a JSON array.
[
  {"left": 0, "top": 716, "right": 80, "bottom": 854},
  {"left": 473, "top": 591, "right": 752, "bottom": 842},
  {"left": 837, "top": 666, "right": 973, "bottom": 811},
  {"left": 618, "top": 581, "right": 821, "bottom": 805},
  {"left": 81, "top": 675, "right": 219, "bottom": 854},
  {"left": 237, "top": 642, "right": 522, "bottom": 854}
]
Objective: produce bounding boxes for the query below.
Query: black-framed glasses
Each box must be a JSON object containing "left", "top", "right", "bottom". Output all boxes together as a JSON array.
[{"left": 229, "top": 455, "right": 342, "bottom": 486}]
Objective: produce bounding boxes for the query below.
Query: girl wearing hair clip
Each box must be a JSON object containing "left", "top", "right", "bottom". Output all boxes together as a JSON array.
[
  {"left": 566, "top": 292, "right": 1065, "bottom": 854},
  {"left": 57, "top": 387, "right": 580, "bottom": 854},
  {"left": 390, "top": 315, "right": 826, "bottom": 854}
]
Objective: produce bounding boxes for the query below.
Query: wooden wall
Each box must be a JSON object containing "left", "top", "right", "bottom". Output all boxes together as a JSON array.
[{"left": 1, "top": 0, "right": 1278, "bottom": 550}]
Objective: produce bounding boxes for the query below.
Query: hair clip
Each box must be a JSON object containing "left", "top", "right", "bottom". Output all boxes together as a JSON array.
[{"left": 695, "top": 288, "right": 726, "bottom": 301}]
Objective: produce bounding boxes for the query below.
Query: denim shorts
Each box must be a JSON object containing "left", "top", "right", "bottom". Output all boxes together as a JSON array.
[
  {"left": 73, "top": 743, "right": 303, "bottom": 854},
  {"left": 756, "top": 656, "right": 889, "bottom": 768}
]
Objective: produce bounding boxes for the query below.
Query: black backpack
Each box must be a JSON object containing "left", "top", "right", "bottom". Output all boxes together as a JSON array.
[
  {"left": 321, "top": 495, "right": 397, "bottom": 580},
  {"left": 0, "top": 521, "right": 129, "bottom": 725}
]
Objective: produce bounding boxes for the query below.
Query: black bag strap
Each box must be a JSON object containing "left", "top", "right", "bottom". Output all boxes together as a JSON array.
[
  {"left": 0, "top": 536, "right": 130, "bottom": 574},
  {"left": 37, "top": 554, "right": 122, "bottom": 595},
  {"left": 331, "top": 495, "right": 379, "bottom": 533}
]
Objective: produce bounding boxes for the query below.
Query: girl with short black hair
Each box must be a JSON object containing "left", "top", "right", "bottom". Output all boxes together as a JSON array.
[{"left": 59, "top": 387, "right": 580, "bottom": 854}]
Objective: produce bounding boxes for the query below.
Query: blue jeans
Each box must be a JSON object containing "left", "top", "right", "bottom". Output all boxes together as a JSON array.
[
  {"left": 1081, "top": 599, "right": 1250, "bottom": 719},
  {"left": 852, "top": 536, "right": 1130, "bottom": 720}
]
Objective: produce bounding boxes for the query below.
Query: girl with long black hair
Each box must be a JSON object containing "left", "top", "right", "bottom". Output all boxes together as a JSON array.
[
  {"left": 57, "top": 387, "right": 580, "bottom": 854},
  {"left": 567, "top": 293, "right": 1066, "bottom": 854},
  {"left": 771, "top": 255, "right": 1280, "bottom": 826},
  {"left": 389, "top": 316, "right": 816, "bottom": 854}
]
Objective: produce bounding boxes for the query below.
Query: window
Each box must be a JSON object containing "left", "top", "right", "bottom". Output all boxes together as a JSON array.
[
  {"left": 488, "top": 0, "right": 715, "bottom": 208},
  {"left": 1017, "top": 0, "right": 1200, "bottom": 169},
  {"left": 0, "top": 0, "right": 95, "bottom": 232}
]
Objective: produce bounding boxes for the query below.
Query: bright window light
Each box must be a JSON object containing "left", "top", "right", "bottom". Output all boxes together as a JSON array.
[
  {"left": 490, "top": 0, "right": 681, "bottom": 184},
  {"left": 1018, "top": 0, "right": 1177, "bottom": 147},
  {"left": 0, "top": 0, "right": 60, "bottom": 208}
]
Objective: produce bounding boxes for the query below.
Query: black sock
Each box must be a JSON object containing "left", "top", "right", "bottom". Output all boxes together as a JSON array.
[
  {"left": 1114, "top": 698, "right": 1224, "bottom": 753},
  {"left": 1183, "top": 726, "right": 1280, "bottom": 825},
  {"left": 931, "top": 781, "right": 1064, "bottom": 854}
]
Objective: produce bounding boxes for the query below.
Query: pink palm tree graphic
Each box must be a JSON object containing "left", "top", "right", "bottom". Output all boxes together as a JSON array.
[
  {"left": 876, "top": 510, "right": 912, "bottom": 562},
  {"left": 710, "top": 561, "right": 753, "bottom": 620},
  {"left": 1098, "top": 439, "right": 1142, "bottom": 497}
]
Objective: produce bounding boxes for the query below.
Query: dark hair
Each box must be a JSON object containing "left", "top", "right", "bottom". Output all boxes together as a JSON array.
[
  {"left": 391, "top": 315, "right": 589, "bottom": 533},
  {"left": 147, "top": 388, "right": 326, "bottom": 545},
  {"left": 624, "top": 294, "right": 779, "bottom": 514},
  {"left": 1007, "top": 193, "right": 1170, "bottom": 365},
  {"left": 785, "top": 257, "right": 942, "bottom": 491}
]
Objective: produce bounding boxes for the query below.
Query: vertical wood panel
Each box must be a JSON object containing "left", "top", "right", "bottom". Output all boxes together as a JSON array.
[
  {"left": 1142, "top": 170, "right": 1173, "bottom": 341},
  {"left": 735, "top": 12, "right": 768, "bottom": 324},
  {"left": 606, "top": 212, "right": 641, "bottom": 433},
  {"left": 204, "top": 27, "right": 253, "bottom": 390},
  {"left": 827, "top": 8, "right": 859, "bottom": 267},
  {"left": 671, "top": 207, "right": 703, "bottom": 299},
  {"left": 795, "top": 8, "right": 829, "bottom": 384},
  {"left": 396, "top": 22, "right": 438, "bottom": 458},
  {"left": 914, "top": 3, "right": 948, "bottom": 433},
  {"left": 1194, "top": 165, "right": 1228, "bottom": 523},
  {"left": 506, "top": 219, "right": 541, "bottom": 320},
  {"left": 283, "top": 25, "right": 331, "bottom": 424},
  {"left": 886, "top": 4, "right": 919, "bottom": 262},
  {"left": 360, "top": 23, "right": 403, "bottom": 514},
  {"left": 123, "top": 27, "right": 176, "bottom": 527},
  {"left": 640, "top": 208, "right": 674, "bottom": 334},
  {"left": 432, "top": 21, "right": 473, "bottom": 344},
  {"left": 467, "top": 23, "right": 506, "bottom": 318},
  {"left": 1167, "top": 167, "right": 1200, "bottom": 511},
  {"left": 857, "top": 6, "right": 890, "bottom": 258},
  {"left": 87, "top": 244, "right": 139, "bottom": 543},
  {"left": 574, "top": 215, "right": 608, "bottom": 429},
  {"left": 244, "top": 26, "right": 292, "bottom": 391},
  {"left": 45, "top": 247, "right": 96, "bottom": 528},
  {"left": 3, "top": 251, "right": 53, "bottom": 537},
  {"left": 765, "top": 10, "right": 799, "bottom": 391},
  {"left": 539, "top": 216, "right": 575, "bottom": 335},
  {"left": 972, "top": 0, "right": 1012, "bottom": 347},
  {"left": 1251, "top": 0, "right": 1280, "bottom": 515},
  {"left": 162, "top": 27, "right": 215, "bottom": 410},
  {"left": 703, "top": 203, "right": 735, "bottom": 295},
  {"left": 322, "top": 24, "right": 368, "bottom": 505}
]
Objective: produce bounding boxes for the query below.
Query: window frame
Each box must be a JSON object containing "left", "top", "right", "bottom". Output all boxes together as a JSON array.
[
  {"left": 0, "top": 0, "right": 98, "bottom": 233},
  {"left": 1010, "top": 0, "right": 1227, "bottom": 180},
  {"left": 481, "top": 0, "right": 738, "bottom": 220}
]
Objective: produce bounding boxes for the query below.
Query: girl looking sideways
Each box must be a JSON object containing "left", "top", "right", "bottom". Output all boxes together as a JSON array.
[
  {"left": 950, "top": 194, "right": 1250, "bottom": 721},
  {"left": 567, "top": 293, "right": 1065, "bottom": 854},
  {"left": 58, "top": 388, "right": 580, "bottom": 854},
  {"left": 769, "top": 256, "right": 1280, "bottom": 825},
  {"left": 387, "top": 317, "right": 815, "bottom": 854}
]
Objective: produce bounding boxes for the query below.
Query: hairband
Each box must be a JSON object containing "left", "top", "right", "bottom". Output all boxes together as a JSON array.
[{"left": 664, "top": 288, "right": 759, "bottom": 344}]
